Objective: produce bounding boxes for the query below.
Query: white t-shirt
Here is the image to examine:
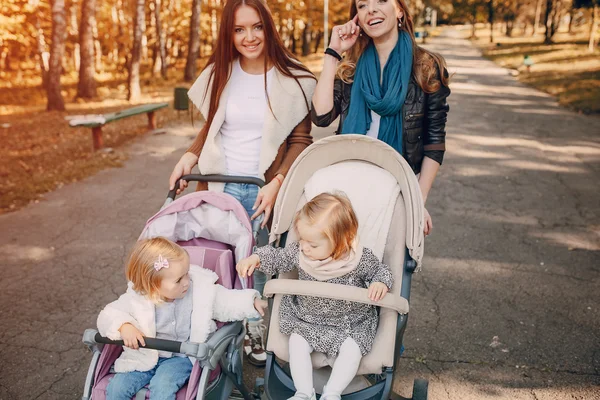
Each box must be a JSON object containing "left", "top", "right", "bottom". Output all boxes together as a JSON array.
[
  {"left": 220, "top": 59, "right": 274, "bottom": 176},
  {"left": 366, "top": 110, "right": 381, "bottom": 138}
]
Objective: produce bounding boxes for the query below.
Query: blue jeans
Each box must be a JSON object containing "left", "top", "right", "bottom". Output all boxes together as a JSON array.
[
  {"left": 106, "top": 357, "right": 193, "bottom": 400},
  {"left": 223, "top": 183, "right": 267, "bottom": 300}
]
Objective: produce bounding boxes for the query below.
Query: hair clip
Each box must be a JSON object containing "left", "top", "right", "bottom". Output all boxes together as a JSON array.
[{"left": 154, "top": 254, "right": 170, "bottom": 271}]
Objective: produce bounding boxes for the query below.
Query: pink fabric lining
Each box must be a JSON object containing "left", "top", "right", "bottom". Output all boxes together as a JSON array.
[
  {"left": 92, "top": 346, "right": 221, "bottom": 400},
  {"left": 179, "top": 237, "right": 248, "bottom": 290},
  {"left": 146, "top": 191, "right": 252, "bottom": 235}
]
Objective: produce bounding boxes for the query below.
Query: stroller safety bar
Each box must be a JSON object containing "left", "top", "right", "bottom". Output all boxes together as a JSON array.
[
  {"left": 263, "top": 280, "right": 409, "bottom": 314},
  {"left": 83, "top": 322, "right": 244, "bottom": 370}
]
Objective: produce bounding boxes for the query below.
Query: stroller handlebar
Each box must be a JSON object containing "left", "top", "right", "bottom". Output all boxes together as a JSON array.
[
  {"left": 84, "top": 330, "right": 208, "bottom": 358},
  {"left": 83, "top": 323, "right": 244, "bottom": 368},
  {"left": 167, "top": 174, "right": 266, "bottom": 202}
]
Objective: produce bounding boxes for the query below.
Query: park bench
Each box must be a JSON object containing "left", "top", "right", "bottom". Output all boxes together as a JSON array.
[{"left": 68, "top": 102, "right": 169, "bottom": 150}]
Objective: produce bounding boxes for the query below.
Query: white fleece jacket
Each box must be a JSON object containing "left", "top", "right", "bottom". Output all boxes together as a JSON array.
[{"left": 97, "top": 265, "right": 260, "bottom": 373}]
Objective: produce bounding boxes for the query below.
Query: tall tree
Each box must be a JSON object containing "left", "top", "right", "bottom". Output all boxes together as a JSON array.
[
  {"left": 302, "top": 0, "right": 313, "bottom": 56},
  {"left": 533, "top": 0, "right": 544, "bottom": 34},
  {"left": 544, "top": 0, "right": 561, "bottom": 43},
  {"left": 153, "top": 0, "right": 167, "bottom": 78},
  {"left": 574, "top": 0, "right": 600, "bottom": 51},
  {"left": 184, "top": 0, "right": 201, "bottom": 81},
  {"left": 488, "top": 0, "right": 495, "bottom": 42},
  {"left": 77, "top": 0, "right": 97, "bottom": 98},
  {"left": 47, "top": 0, "right": 67, "bottom": 111},
  {"left": 34, "top": 4, "right": 50, "bottom": 88},
  {"left": 128, "top": 0, "right": 145, "bottom": 101},
  {"left": 591, "top": 2, "right": 600, "bottom": 51}
]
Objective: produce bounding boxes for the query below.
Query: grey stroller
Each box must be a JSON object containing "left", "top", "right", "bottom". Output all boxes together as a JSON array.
[
  {"left": 82, "top": 176, "right": 268, "bottom": 400},
  {"left": 259, "top": 135, "right": 429, "bottom": 400}
]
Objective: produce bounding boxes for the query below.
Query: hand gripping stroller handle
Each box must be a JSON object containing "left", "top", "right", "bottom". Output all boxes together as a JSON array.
[
  {"left": 263, "top": 280, "right": 410, "bottom": 314},
  {"left": 167, "top": 174, "right": 265, "bottom": 202}
]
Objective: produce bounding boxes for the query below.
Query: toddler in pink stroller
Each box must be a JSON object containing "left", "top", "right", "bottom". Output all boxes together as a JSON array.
[{"left": 82, "top": 178, "right": 268, "bottom": 400}]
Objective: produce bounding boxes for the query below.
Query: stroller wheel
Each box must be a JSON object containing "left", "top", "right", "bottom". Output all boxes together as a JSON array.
[{"left": 411, "top": 378, "right": 428, "bottom": 400}]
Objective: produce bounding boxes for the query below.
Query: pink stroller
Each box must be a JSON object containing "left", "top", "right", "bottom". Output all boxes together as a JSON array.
[{"left": 82, "top": 176, "right": 267, "bottom": 400}]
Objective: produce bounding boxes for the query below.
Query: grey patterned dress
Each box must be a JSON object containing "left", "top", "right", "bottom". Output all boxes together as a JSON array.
[{"left": 255, "top": 242, "right": 394, "bottom": 357}]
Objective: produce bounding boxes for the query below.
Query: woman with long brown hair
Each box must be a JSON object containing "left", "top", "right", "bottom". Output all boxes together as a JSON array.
[
  {"left": 312, "top": 0, "right": 450, "bottom": 238},
  {"left": 168, "top": 0, "right": 316, "bottom": 367}
]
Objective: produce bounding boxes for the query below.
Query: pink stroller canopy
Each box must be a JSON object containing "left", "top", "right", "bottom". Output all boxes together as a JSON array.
[{"left": 139, "top": 191, "right": 254, "bottom": 287}]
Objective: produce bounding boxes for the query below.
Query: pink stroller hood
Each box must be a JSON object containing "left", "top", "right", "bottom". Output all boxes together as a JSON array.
[{"left": 139, "top": 191, "right": 253, "bottom": 288}]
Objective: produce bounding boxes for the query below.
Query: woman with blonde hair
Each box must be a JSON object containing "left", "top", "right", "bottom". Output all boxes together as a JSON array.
[
  {"left": 312, "top": 0, "right": 450, "bottom": 237},
  {"left": 168, "top": 0, "right": 317, "bottom": 365}
]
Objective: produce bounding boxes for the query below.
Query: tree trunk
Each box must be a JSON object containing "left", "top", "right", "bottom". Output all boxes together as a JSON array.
[
  {"left": 154, "top": 0, "right": 167, "bottom": 78},
  {"left": 470, "top": 13, "right": 477, "bottom": 39},
  {"left": 488, "top": 0, "right": 494, "bottom": 43},
  {"left": 70, "top": 0, "right": 80, "bottom": 71},
  {"left": 567, "top": 9, "right": 574, "bottom": 33},
  {"left": 590, "top": 4, "right": 599, "bottom": 52},
  {"left": 291, "top": 18, "right": 298, "bottom": 54},
  {"left": 314, "top": 30, "right": 323, "bottom": 53},
  {"left": 117, "top": 0, "right": 127, "bottom": 73},
  {"left": 302, "top": 0, "right": 312, "bottom": 56},
  {"left": 302, "top": 22, "right": 312, "bottom": 56},
  {"left": 77, "top": 0, "right": 97, "bottom": 98},
  {"left": 47, "top": 0, "right": 67, "bottom": 111},
  {"left": 128, "top": 0, "right": 145, "bottom": 101},
  {"left": 35, "top": 11, "right": 50, "bottom": 88},
  {"left": 533, "top": 0, "right": 544, "bottom": 35},
  {"left": 92, "top": 15, "right": 102, "bottom": 73},
  {"left": 184, "top": 0, "right": 201, "bottom": 81},
  {"left": 165, "top": 0, "right": 174, "bottom": 67},
  {"left": 544, "top": 0, "right": 555, "bottom": 43}
]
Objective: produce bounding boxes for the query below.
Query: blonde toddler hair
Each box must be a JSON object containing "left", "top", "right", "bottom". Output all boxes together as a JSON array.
[
  {"left": 294, "top": 192, "right": 358, "bottom": 260},
  {"left": 125, "top": 237, "right": 188, "bottom": 302}
]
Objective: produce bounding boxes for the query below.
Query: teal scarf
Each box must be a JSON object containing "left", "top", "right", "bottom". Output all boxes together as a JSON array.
[{"left": 341, "top": 31, "right": 413, "bottom": 154}]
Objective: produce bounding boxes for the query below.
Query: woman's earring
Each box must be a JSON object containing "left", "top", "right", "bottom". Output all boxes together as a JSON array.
[{"left": 398, "top": 19, "right": 402, "bottom": 28}]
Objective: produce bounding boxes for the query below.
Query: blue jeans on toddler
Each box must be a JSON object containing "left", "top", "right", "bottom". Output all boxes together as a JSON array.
[
  {"left": 106, "top": 356, "right": 193, "bottom": 400},
  {"left": 224, "top": 182, "right": 267, "bottom": 298}
]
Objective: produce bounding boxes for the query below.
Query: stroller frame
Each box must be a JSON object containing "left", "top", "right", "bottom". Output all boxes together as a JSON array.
[
  {"left": 257, "top": 135, "right": 430, "bottom": 400},
  {"left": 82, "top": 321, "right": 254, "bottom": 400}
]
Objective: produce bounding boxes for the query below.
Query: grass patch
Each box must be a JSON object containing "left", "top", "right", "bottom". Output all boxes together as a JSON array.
[
  {"left": 472, "top": 28, "right": 600, "bottom": 114},
  {"left": 0, "top": 61, "right": 197, "bottom": 214}
]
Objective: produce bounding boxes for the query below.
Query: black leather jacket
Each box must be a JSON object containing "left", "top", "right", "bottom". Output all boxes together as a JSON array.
[{"left": 311, "top": 71, "right": 450, "bottom": 175}]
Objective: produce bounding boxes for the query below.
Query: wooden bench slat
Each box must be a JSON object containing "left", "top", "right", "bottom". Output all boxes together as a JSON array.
[{"left": 71, "top": 102, "right": 169, "bottom": 128}]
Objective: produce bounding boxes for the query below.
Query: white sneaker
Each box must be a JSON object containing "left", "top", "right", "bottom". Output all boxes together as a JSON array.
[
  {"left": 244, "top": 319, "right": 267, "bottom": 366},
  {"left": 287, "top": 390, "right": 316, "bottom": 400},
  {"left": 320, "top": 386, "right": 342, "bottom": 400}
]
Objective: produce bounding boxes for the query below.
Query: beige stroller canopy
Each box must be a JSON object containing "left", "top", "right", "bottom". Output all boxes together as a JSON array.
[{"left": 270, "top": 134, "right": 424, "bottom": 268}]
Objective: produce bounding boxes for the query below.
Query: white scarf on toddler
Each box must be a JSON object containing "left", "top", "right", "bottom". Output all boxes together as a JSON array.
[{"left": 298, "top": 239, "right": 364, "bottom": 281}]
